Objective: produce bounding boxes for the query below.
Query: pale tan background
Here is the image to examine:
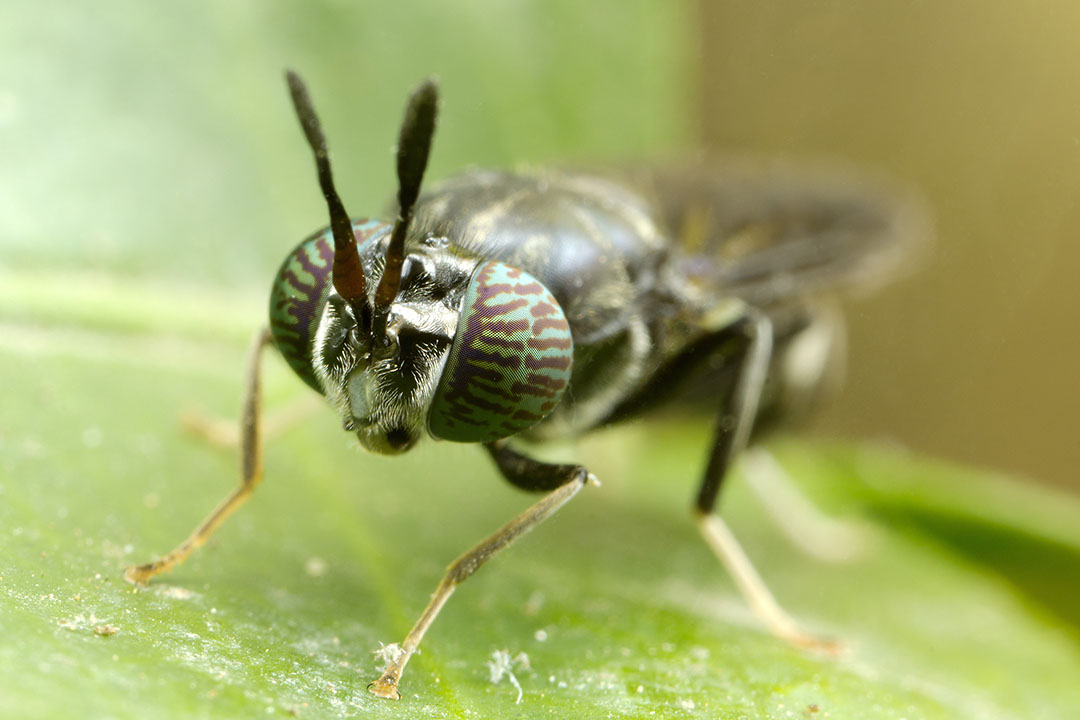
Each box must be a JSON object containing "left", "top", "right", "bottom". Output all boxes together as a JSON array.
[{"left": 697, "top": 1, "right": 1080, "bottom": 490}]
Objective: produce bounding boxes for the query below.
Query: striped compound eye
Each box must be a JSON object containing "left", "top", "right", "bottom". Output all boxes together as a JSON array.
[
  {"left": 268, "top": 219, "right": 391, "bottom": 391},
  {"left": 428, "top": 261, "right": 573, "bottom": 443}
]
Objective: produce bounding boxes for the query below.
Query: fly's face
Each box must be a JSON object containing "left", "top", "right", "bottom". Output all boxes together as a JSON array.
[
  {"left": 314, "top": 244, "right": 473, "bottom": 454},
  {"left": 292, "top": 236, "right": 575, "bottom": 453}
]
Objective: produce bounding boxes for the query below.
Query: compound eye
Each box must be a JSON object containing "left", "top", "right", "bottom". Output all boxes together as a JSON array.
[
  {"left": 428, "top": 261, "right": 573, "bottom": 443},
  {"left": 268, "top": 221, "right": 392, "bottom": 392}
]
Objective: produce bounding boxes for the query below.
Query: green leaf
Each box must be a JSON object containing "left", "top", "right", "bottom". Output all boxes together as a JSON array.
[
  {"left": 3, "top": 295, "right": 1080, "bottom": 718},
  {"left": 3, "top": 3, "right": 1079, "bottom": 718}
]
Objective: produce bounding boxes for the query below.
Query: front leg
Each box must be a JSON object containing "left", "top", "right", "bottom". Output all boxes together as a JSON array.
[
  {"left": 125, "top": 327, "right": 273, "bottom": 585},
  {"left": 368, "top": 441, "right": 594, "bottom": 699}
]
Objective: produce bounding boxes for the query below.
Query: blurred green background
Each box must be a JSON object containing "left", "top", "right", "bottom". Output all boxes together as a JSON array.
[{"left": 2, "top": 2, "right": 1080, "bottom": 719}]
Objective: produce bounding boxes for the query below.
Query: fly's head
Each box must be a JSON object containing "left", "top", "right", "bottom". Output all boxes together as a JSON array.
[
  {"left": 270, "top": 72, "right": 573, "bottom": 456},
  {"left": 314, "top": 237, "right": 473, "bottom": 454}
]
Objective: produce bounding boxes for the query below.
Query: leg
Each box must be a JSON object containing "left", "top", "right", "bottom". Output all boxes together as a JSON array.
[
  {"left": 125, "top": 327, "right": 273, "bottom": 585},
  {"left": 368, "top": 441, "right": 593, "bottom": 699},
  {"left": 692, "top": 310, "right": 835, "bottom": 649},
  {"left": 742, "top": 447, "right": 874, "bottom": 563},
  {"left": 180, "top": 394, "right": 322, "bottom": 449}
]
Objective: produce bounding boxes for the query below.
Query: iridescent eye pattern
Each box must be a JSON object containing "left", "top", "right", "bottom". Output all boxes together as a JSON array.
[{"left": 429, "top": 260, "right": 573, "bottom": 443}]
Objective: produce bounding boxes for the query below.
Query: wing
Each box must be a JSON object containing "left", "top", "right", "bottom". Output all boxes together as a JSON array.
[{"left": 621, "top": 162, "right": 930, "bottom": 307}]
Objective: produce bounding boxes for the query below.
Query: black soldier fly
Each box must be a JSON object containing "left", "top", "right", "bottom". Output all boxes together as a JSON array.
[{"left": 126, "top": 71, "right": 921, "bottom": 699}]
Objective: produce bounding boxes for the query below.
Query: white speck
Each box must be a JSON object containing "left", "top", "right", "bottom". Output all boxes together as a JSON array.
[
  {"left": 523, "top": 591, "right": 544, "bottom": 616},
  {"left": 660, "top": 642, "right": 675, "bottom": 653},
  {"left": 533, "top": 629, "right": 548, "bottom": 642},
  {"left": 59, "top": 612, "right": 113, "bottom": 632},
  {"left": 372, "top": 642, "right": 403, "bottom": 667},
  {"left": 82, "top": 427, "right": 104, "bottom": 448},
  {"left": 678, "top": 699, "right": 695, "bottom": 710},
  {"left": 157, "top": 585, "right": 197, "bottom": 600},
  {"left": 304, "top": 556, "right": 327, "bottom": 577},
  {"left": 487, "top": 650, "right": 530, "bottom": 704}
]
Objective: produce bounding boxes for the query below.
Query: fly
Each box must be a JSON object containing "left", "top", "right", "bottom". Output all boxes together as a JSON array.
[{"left": 125, "top": 71, "right": 922, "bottom": 699}]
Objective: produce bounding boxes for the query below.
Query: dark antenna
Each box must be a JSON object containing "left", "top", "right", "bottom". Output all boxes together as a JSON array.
[
  {"left": 286, "top": 70, "right": 369, "bottom": 327},
  {"left": 372, "top": 78, "right": 439, "bottom": 339}
]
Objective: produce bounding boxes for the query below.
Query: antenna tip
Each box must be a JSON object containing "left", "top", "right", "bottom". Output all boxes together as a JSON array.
[
  {"left": 284, "top": 69, "right": 304, "bottom": 95},
  {"left": 413, "top": 77, "right": 439, "bottom": 101},
  {"left": 404, "top": 78, "right": 440, "bottom": 128}
]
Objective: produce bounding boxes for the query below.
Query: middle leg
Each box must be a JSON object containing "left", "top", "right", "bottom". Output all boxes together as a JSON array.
[{"left": 691, "top": 309, "right": 836, "bottom": 649}]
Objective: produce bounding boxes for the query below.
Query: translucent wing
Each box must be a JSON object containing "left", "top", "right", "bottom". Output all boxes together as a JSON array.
[{"left": 622, "top": 162, "right": 930, "bottom": 306}]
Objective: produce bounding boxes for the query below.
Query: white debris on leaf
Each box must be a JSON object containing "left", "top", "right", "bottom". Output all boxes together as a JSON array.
[
  {"left": 487, "top": 650, "right": 531, "bottom": 704},
  {"left": 58, "top": 613, "right": 106, "bottom": 631},
  {"left": 372, "top": 642, "right": 404, "bottom": 667},
  {"left": 156, "top": 585, "right": 198, "bottom": 600},
  {"left": 304, "top": 556, "right": 327, "bottom": 577}
]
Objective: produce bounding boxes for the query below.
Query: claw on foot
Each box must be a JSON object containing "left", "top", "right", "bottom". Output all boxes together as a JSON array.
[
  {"left": 368, "top": 676, "right": 402, "bottom": 700},
  {"left": 180, "top": 409, "right": 239, "bottom": 448},
  {"left": 123, "top": 564, "right": 153, "bottom": 586},
  {"left": 789, "top": 631, "right": 845, "bottom": 656}
]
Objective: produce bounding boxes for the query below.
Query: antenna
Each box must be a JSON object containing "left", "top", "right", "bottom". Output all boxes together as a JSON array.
[
  {"left": 372, "top": 78, "right": 439, "bottom": 339},
  {"left": 286, "top": 70, "right": 369, "bottom": 326}
]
